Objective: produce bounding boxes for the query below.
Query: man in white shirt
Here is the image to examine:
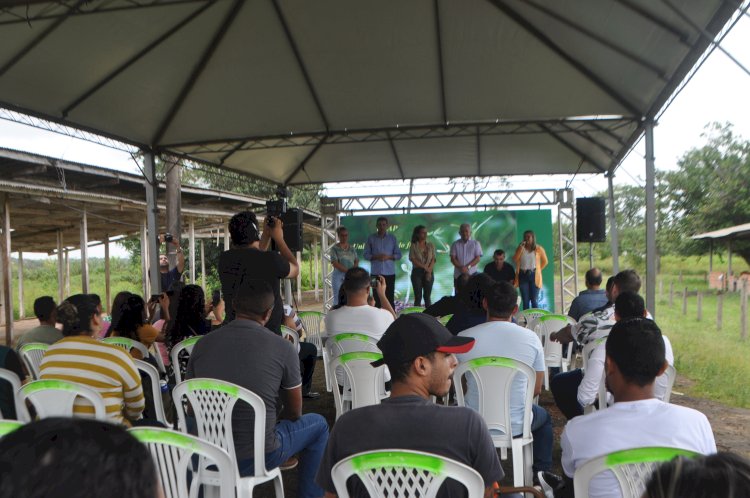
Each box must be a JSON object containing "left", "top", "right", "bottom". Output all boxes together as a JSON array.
[
  {"left": 450, "top": 223, "right": 483, "bottom": 286},
  {"left": 561, "top": 318, "right": 716, "bottom": 498},
  {"left": 325, "top": 267, "right": 395, "bottom": 339},
  {"left": 456, "top": 280, "right": 554, "bottom": 479}
]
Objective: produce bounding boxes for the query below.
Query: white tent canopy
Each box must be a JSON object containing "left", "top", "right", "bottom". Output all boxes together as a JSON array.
[{"left": 0, "top": 0, "right": 742, "bottom": 185}]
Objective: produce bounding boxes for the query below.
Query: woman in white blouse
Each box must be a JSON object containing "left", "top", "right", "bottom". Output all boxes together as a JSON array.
[{"left": 513, "top": 230, "right": 548, "bottom": 310}]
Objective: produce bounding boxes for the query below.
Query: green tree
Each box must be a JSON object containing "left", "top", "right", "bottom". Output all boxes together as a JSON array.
[{"left": 661, "top": 123, "right": 750, "bottom": 264}]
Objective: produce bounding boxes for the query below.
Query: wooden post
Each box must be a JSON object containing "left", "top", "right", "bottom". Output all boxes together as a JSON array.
[
  {"left": 104, "top": 234, "right": 111, "bottom": 313},
  {"left": 0, "top": 195, "right": 13, "bottom": 345},
  {"left": 314, "top": 242, "right": 319, "bottom": 302},
  {"left": 140, "top": 219, "right": 149, "bottom": 299},
  {"left": 742, "top": 280, "right": 748, "bottom": 341},
  {"left": 64, "top": 249, "right": 70, "bottom": 297},
  {"left": 669, "top": 281, "right": 674, "bottom": 306},
  {"left": 696, "top": 291, "right": 702, "bottom": 321},
  {"left": 717, "top": 292, "right": 723, "bottom": 331},
  {"left": 296, "top": 250, "right": 302, "bottom": 304},
  {"left": 224, "top": 222, "right": 230, "bottom": 251},
  {"left": 659, "top": 279, "right": 663, "bottom": 295},
  {"left": 679, "top": 270, "right": 683, "bottom": 284},
  {"left": 188, "top": 218, "right": 196, "bottom": 284},
  {"left": 80, "top": 206, "right": 89, "bottom": 294},
  {"left": 200, "top": 239, "right": 206, "bottom": 292},
  {"left": 682, "top": 288, "right": 688, "bottom": 315},
  {"left": 17, "top": 251, "right": 24, "bottom": 319},
  {"left": 57, "top": 230, "right": 64, "bottom": 303}
]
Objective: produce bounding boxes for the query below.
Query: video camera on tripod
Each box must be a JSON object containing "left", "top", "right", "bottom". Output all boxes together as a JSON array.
[{"left": 265, "top": 186, "right": 289, "bottom": 227}]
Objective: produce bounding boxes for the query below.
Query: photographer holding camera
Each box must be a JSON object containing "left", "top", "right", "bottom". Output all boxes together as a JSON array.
[
  {"left": 159, "top": 233, "right": 185, "bottom": 292},
  {"left": 218, "top": 211, "right": 299, "bottom": 334}
]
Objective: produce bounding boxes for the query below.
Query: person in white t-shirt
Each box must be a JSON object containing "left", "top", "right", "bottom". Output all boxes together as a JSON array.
[
  {"left": 578, "top": 291, "right": 673, "bottom": 409},
  {"left": 456, "top": 280, "right": 554, "bottom": 478},
  {"left": 325, "top": 267, "right": 395, "bottom": 385},
  {"left": 561, "top": 318, "right": 716, "bottom": 498}
]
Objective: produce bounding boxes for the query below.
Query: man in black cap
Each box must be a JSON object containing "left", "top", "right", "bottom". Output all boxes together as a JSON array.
[{"left": 315, "top": 313, "right": 503, "bottom": 497}]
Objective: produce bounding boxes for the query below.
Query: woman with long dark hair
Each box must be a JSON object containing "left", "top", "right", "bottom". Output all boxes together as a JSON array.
[
  {"left": 111, "top": 294, "right": 159, "bottom": 361},
  {"left": 408, "top": 225, "right": 436, "bottom": 307},
  {"left": 513, "top": 229, "right": 548, "bottom": 310},
  {"left": 166, "top": 284, "right": 212, "bottom": 347}
]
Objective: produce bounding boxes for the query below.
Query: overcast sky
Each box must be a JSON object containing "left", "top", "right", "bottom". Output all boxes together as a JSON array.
[{"left": 1, "top": 14, "right": 748, "bottom": 258}]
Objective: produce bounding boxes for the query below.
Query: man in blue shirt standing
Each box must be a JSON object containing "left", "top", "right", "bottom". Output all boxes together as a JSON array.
[
  {"left": 364, "top": 217, "right": 402, "bottom": 309},
  {"left": 567, "top": 268, "right": 608, "bottom": 321}
]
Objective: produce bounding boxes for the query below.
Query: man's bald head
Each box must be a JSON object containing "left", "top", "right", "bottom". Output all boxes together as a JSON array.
[{"left": 585, "top": 268, "right": 603, "bottom": 289}]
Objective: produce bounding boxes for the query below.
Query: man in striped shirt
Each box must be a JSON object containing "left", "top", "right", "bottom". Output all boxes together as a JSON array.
[{"left": 39, "top": 294, "right": 144, "bottom": 424}]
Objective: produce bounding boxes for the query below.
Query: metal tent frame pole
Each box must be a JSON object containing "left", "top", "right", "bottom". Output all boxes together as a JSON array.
[
  {"left": 143, "top": 151, "right": 161, "bottom": 294},
  {"left": 557, "top": 189, "right": 579, "bottom": 314},
  {"left": 645, "top": 120, "right": 657, "bottom": 317},
  {"left": 607, "top": 172, "right": 620, "bottom": 274},
  {"left": 320, "top": 197, "right": 340, "bottom": 312}
]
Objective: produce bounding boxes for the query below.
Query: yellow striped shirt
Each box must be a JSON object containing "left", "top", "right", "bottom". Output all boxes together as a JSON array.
[{"left": 39, "top": 336, "right": 145, "bottom": 424}]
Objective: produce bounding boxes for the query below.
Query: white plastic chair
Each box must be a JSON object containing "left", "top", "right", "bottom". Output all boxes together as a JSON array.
[
  {"left": 327, "top": 332, "right": 381, "bottom": 393},
  {"left": 103, "top": 336, "right": 151, "bottom": 360},
  {"left": 581, "top": 338, "right": 608, "bottom": 415},
  {"left": 399, "top": 306, "right": 425, "bottom": 315},
  {"left": 171, "top": 336, "right": 202, "bottom": 385},
  {"left": 516, "top": 308, "right": 549, "bottom": 328},
  {"left": 172, "top": 378, "right": 284, "bottom": 498},
  {"left": 532, "top": 314, "right": 573, "bottom": 390},
  {"left": 298, "top": 311, "right": 324, "bottom": 357},
  {"left": 0, "top": 419, "right": 23, "bottom": 437},
  {"left": 280, "top": 325, "right": 300, "bottom": 354},
  {"left": 133, "top": 359, "right": 169, "bottom": 426},
  {"left": 0, "top": 368, "right": 30, "bottom": 421},
  {"left": 330, "top": 351, "right": 388, "bottom": 420},
  {"left": 331, "top": 449, "right": 485, "bottom": 498},
  {"left": 18, "top": 342, "right": 48, "bottom": 380},
  {"left": 20, "top": 379, "right": 108, "bottom": 420},
  {"left": 454, "top": 356, "right": 535, "bottom": 487},
  {"left": 130, "top": 427, "right": 236, "bottom": 498},
  {"left": 573, "top": 446, "right": 699, "bottom": 498}
]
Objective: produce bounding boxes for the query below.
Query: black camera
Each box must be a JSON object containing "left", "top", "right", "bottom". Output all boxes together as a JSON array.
[
  {"left": 265, "top": 199, "right": 287, "bottom": 227},
  {"left": 370, "top": 276, "right": 379, "bottom": 288},
  {"left": 164, "top": 233, "right": 174, "bottom": 243}
]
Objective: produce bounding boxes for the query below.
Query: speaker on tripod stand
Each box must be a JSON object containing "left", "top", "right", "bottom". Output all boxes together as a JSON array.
[{"left": 576, "top": 197, "right": 606, "bottom": 268}]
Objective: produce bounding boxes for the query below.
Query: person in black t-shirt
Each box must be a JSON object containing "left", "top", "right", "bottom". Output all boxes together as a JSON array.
[
  {"left": 483, "top": 249, "right": 515, "bottom": 284},
  {"left": 219, "top": 211, "right": 299, "bottom": 334}
]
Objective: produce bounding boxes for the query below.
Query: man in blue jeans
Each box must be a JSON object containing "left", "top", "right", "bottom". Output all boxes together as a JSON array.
[{"left": 187, "top": 279, "right": 328, "bottom": 498}]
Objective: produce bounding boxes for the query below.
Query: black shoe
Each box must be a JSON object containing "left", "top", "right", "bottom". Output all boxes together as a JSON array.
[
  {"left": 303, "top": 391, "right": 321, "bottom": 399},
  {"left": 536, "top": 471, "right": 564, "bottom": 498}
]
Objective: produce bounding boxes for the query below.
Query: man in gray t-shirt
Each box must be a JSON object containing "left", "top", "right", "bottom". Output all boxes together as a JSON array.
[
  {"left": 16, "top": 296, "right": 62, "bottom": 351},
  {"left": 316, "top": 313, "right": 503, "bottom": 497},
  {"left": 187, "top": 280, "right": 328, "bottom": 498}
]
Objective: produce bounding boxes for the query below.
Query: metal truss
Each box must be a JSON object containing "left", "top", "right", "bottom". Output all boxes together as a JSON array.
[
  {"left": 0, "top": 1, "right": 205, "bottom": 25},
  {"left": 321, "top": 188, "right": 579, "bottom": 313}
]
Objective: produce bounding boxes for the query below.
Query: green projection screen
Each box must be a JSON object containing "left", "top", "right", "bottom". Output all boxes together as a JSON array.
[{"left": 340, "top": 209, "right": 555, "bottom": 311}]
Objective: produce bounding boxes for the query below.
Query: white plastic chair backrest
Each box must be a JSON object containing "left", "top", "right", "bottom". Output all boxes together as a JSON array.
[
  {"left": 172, "top": 378, "right": 270, "bottom": 478},
  {"left": 438, "top": 314, "right": 453, "bottom": 326},
  {"left": 573, "top": 447, "right": 699, "bottom": 498},
  {"left": 19, "top": 342, "right": 48, "bottom": 380},
  {"left": 280, "top": 325, "right": 300, "bottom": 353},
  {"left": 330, "top": 352, "right": 387, "bottom": 420},
  {"left": 331, "top": 449, "right": 485, "bottom": 498},
  {"left": 567, "top": 316, "right": 577, "bottom": 326},
  {"left": 657, "top": 364, "right": 676, "bottom": 403},
  {"left": 0, "top": 368, "right": 30, "bottom": 421},
  {"left": 130, "top": 427, "right": 236, "bottom": 498},
  {"left": 298, "top": 311, "right": 324, "bottom": 356},
  {"left": 102, "top": 336, "right": 151, "bottom": 359},
  {"left": 20, "top": 379, "right": 108, "bottom": 420},
  {"left": 151, "top": 343, "right": 167, "bottom": 374},
  {"left": 328, "top": 333, "right": 381, "bottom": 358},
  {"left": 533, "top": 314, "right": 568, "bottom": 368},
  {"left": 0, "top": 419, "right": 23, "bottom": 437},
  {"left": 133, "top": 359, "right": 168, "bottom": 426},
  {"left": 170, "top": 336, "right": 202, "bottom": 384},
  {"left": 581, "top": 337, "right": 606, "bottom": 372},
  {"left": 454, "top": 357, "right": 535, "bottom": 446},
  {"left": 516, "top": 308, "right": 549, "bottom": 328},
  {"left": 399, "top": 306, "right": 425, "bottom": 315}
]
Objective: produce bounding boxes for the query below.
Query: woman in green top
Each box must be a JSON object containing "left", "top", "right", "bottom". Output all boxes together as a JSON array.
[
  {"left": 409, "top": 225, "right": 436, "bottom": 306},
  {"left": 330, "top": 226, "right": 358, "bottom": 305}
]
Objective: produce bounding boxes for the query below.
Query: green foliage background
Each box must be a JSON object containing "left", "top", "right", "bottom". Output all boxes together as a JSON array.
[{"left": 342, "top": 209, "right": 555, "bottom": 308}]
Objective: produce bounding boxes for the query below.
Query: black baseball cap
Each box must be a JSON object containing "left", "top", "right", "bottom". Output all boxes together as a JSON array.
[{"left": 372, "top": 313, "right": 475, "bottom": 367}]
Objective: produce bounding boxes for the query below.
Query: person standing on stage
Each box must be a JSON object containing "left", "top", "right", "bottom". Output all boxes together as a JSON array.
[
  {"left": 330, "top": 226, "right": 358, "bottom": 306},
  {"left": 483, "top": 249, "right": 516, "bottom": 284},
  {"left": 364, "top": 217, "right": 402, "bottom": 309},
  {"left": 450, "top": 223, "right": 483, "bottom": 288},
  {"left": 408, "top": 225, "right": 436, "bottom": 307},
  {"left": 513, "top": 229, "right": 548, "bottom": 310}
]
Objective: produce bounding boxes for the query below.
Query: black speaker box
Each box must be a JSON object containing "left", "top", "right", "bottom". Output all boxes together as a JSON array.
[
  {"left": 281, "top": 208, "right": 304, "bottom": 252},
  {"left": 576, "top": 197, "right": 607, "bottom": 243}
]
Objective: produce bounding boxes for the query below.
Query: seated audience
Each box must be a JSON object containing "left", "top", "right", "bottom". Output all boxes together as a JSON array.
[
  {"left": 0, "top": 344, "right": 24, "bottom": 419},
  {"left": 567, "top": 268, "right": 608, "bottom": 321},
  {"left": 457, "top": 280, "right": 555, "bottom": 482},
  {"left": 111, "top": 294, "right": 159, "bottom": 361},
  {"left": 325, "top": 267, "right": 396, "bottom": 338},
  {"left": 39, "top": 294, "right": 145, "bottom": 425},
  {"left": 423, "top": 272, "right": 470, "bottom": 319},
  {"left": 483, "top": 249, "right": 516, "bottom": 284},
  {"left": 550, "top": 269, "right": 642, "bottom": 419},
  {"left": 106, "top": 291, "right": 133, "bottom": 338},
  {"left": 561, "top": 318, "right": 716, "bottom": 498},
  {"left": 0, "top": 418, "right": 160, "bottom": 498},
  {"left": 15, "top": 296, "right": 63, "bottom": 349},
  {"left": 283, "top": 304, "right": 319, "bottom": 399},
  {"left": 315, "top": 313, "right": 503, "bottom": 497},
  {"left": 643, "top": 452, "right": 750, "bottom": 498},
  {"left": 187, "top": 279, "right": 328, "bottom": 498},
  {"left": 445, "top": 272, "right": 493, "bottom": 335},
  {"left": 165, "top": 284, "right": 213, "bottom": 346}
]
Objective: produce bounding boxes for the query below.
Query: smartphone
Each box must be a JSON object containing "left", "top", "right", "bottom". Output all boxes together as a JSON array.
[
  {"left": 149, "top": 294, "right": 161, "bottom": 303},
  {"left": 211, "top": 289, "right": 221, "bottom": 307},
  {"left": 370, "top": 276, "right": 379, "bottom": 288}
]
